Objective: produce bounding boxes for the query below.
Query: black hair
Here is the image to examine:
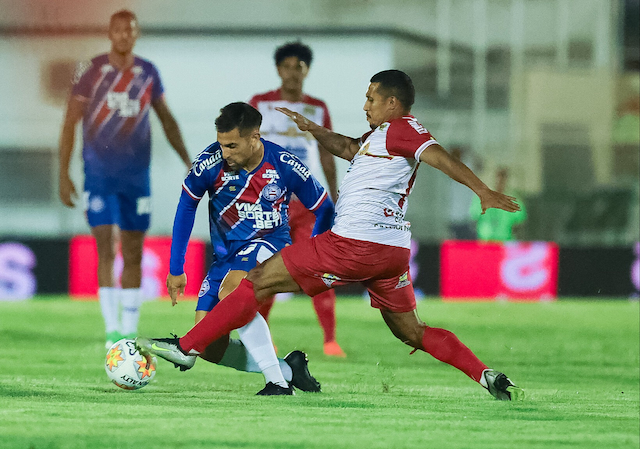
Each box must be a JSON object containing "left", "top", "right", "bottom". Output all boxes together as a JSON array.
[
  {"left": 370, "top": 70, "right": 415, "bottom": 110},
  {"left": 110, "top": 9, "right": 138, "bottom": 27},
  {"left": 274, "top": 42, "right": 313, "bottom": 67},
  {"left": 215, "top": 102, "right": 262, "bottom": 136}
]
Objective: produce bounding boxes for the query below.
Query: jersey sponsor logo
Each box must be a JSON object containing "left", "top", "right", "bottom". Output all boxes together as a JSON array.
[
  {"left": 373, "top": 222, "right": 411, "bottom": 231},
  {"left": 221, "top": 172, "right": 240, "bottom": 182},
  {"left": 321, "top": 273, "right": 341, "bottom": 288},
  {"left": 193, "top": 152, "right": 223, "bottom": 177},
  {"left": 395, "top": 271, "right": 411, "bottom": 289},
  {"left": 407, "top": 118, "right": 429, "bottom": 135},
  {"left": 198, "top": 277, "right": 210, "bottom": 298},
  {"left": 279, "top": 153, "right": 310, "bottom": 180},
  {"left": 107, "top": 91, "right": 140, "bottom": 117},
  {"left": 136, "top": 197, "right": 152, "bottom": 215},
  {"left": 132, "top": 66, "right": 143, "bottom": 76},
  {"left": 235, "top": 203, "right": 282, "bottom": 230},
  {"left": 262, "top": 169, "right": 280, "bottom": 180},
  {"left": 261, "top": 183, "right": 284, "bottom": 202}
]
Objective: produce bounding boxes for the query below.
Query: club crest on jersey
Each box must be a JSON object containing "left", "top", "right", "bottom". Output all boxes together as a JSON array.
[
  {"left": 321, "top": 273, "right": 341, "bottom": 288},
  {"left": 198, "top": 277, "right": 210, "bottom": 298},
  {"left": 261, "top": 183, "right": 283, "bottom": 202},
  {"left": 395, "top": 271, "right": 410, "bottom": 289}
]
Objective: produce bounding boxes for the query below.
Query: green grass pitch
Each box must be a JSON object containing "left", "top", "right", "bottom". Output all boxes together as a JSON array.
[{"left": 0, "top": 296, "right": 638, "bottom": 449}]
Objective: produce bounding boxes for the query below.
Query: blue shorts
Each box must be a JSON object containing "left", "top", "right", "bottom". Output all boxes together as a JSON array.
[
  {"left": 83, "top": 173, "right": 151, "bottom": 232},
  {"left": 196, "top": 238, "right": 286, "bottom": 312}
]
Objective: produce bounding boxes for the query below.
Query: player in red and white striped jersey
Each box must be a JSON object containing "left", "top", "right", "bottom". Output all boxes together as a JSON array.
[
  {"left": 248, "top": 42, "right": 344, "bottom": 357},
  {"left": 141, "top": 70, "right": 524, "bottom": 401}
]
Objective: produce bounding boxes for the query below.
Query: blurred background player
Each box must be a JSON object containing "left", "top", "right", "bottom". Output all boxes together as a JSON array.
[
  {"left": 470, "top": 166, "right": 527, "bottom": 241},
  {"left": 156, "top": 102, "right": 332, "bottom": 394},
  {"left": 58, "top": 10, "right": 191, "bottom": 348},
  {"left": 248, "top": 42, "right": 345, "bottom": 357}
]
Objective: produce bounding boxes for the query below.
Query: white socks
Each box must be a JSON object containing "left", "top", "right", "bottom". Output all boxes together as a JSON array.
[
  {"left": 120, "top": 288, "right": 142, "bottom": 337},
  {"left": 237, "top": 313, "right": 288, "bottom": 387},
  {"left": 99, "top": 287, "right": 119, "bottom": 334},
  {"left": 99, "top": 287, "right": 142, "bottom": 337},
  {"left": 218, "top": 339, "right": 293, "bottom": 381}
]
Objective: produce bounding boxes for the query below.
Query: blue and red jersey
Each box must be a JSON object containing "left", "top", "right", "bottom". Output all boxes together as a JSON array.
[
  {"left": 169, "top": 139, "right": 330, "bottom": 274},
  {"left": 72, "top": 54, "right": 164, "bottom": 179}
]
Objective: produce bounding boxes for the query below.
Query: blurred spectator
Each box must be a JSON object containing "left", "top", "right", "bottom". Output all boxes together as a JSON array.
[{"left": 470, "top": 167, "right": 527, "bottom": 241}]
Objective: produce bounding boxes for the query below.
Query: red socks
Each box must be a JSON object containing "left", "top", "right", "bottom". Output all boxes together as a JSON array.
[
  {"left": 180, "top": 278, "right": 259, "bottom": 353},
  {"left": 312, "top": 290, "right": 337, "bottom": 343},
  {"left": 421, "top": 326, "right": 488, "bottom": 383}
]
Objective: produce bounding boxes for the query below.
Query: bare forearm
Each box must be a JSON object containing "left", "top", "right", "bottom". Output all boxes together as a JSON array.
[
  {"left": 59, "top": 122, "right": 76, "bottom": 177},
  {"left": 162, "top": 118, "right": 191, "bottom": 167},
  {"left": 318, "top": 145, "right": 338, "bottom": 200},
  {"left": 422, "top": 145, "right": 488, "bottom": 195},
  {"left": 307, "top": 122, "right": 357, "bottom": 161}
]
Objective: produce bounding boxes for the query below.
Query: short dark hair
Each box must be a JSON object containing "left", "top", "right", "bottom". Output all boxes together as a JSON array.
[
  {"left": 215, "top": 102, "right": 262, "bottom": 136},
  {"left": 274, "top": 42, "right": 313, "bottom": 67},
  {"left": 110, "top": 9, "right": 138, "bottom": 27},
  {"left": 370, "top": 70, "right": 415, "bottom": 110}
]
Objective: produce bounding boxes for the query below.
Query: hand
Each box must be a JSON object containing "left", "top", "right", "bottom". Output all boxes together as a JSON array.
[
  {"left": 478, "top": 188, "right": 521, "bottom": 214},
  {"left": 166, "top": 272, "right": 187, "bottom": 306},
  {"left": 276, "top": 107, "right": 312, "bottom": 131},
  {"left": 59, "top": 176, "right": 78, "bottom": 208}
]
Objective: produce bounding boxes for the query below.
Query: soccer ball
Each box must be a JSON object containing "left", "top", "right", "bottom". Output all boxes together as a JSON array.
[{"left": 105, "top": 339, "right": 156, "bottom": 390}]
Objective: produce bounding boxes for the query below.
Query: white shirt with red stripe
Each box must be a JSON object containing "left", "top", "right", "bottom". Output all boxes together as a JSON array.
[
  {"left": 249, "top": 89, "right": 332, "bottom": 186},
  {"left": 332, "top": 115, "right": 438, "bottom": 249}
]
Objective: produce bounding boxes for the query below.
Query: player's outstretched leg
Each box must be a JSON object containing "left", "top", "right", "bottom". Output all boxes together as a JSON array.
[
  {"left": 481, "top": 369, "right": 524, "bottom": 401},
  {"left": 135, "top": 335, "right": 197, "bottom": 371},
  {"left": 284, "top": 350, "right": 321, "bottom": 392}
]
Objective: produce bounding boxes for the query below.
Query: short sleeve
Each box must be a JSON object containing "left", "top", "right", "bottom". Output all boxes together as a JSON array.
[
  {"left": 321, "top": 102, "right": 332, "bottom": 130},
  {"left": 182, "top": 146, "right": 223, "bottom": 200},
  {"left": 386, "top": 119, "right": 438, "bottom": 160},
  {"left": 70, "top": 60, "right": 95, "bottom": 99},
  {"left": 280, "top": 152, "right": 328, "bottom": 211},
  {"left": 247, "top": 95, "right": 259, "bottom": 108}
]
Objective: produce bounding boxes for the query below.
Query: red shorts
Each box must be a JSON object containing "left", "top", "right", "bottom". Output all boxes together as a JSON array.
[
  {"left": 288, "top": 198, "right": 315, "bottom": 243},
  {"left": 281, "top": 231, "right": 416, "bottom": 313}
]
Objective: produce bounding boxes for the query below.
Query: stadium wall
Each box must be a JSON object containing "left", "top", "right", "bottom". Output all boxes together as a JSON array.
[{"left": 1, "top": 237, "right": 637, "bottom": 301}]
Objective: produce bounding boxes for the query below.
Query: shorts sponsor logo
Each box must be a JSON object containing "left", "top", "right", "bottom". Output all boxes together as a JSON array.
[
  {"left": 136, "top": 197, "right": 152, "bottom": 215},
  {"left": 89, "top": 196, "right": 105, "bottom": 213},
  {"left": 395, "top": 271, "right": 410, "bottom": 289},
  {"left": 261, "top": 183, "right": 283, "bottom": 202},
  {"left": 198, "top": 277, "right": 210, "bottom": 298},
  {"left": 321, "top": 273, "right": 341, "bottom": 288}
]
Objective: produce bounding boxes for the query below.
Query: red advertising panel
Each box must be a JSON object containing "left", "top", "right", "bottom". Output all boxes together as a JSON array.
[
  {"left": 440, "top": 240, "right": 558, "bottom": 301},
  {"left": 69, "top": 235, "right": 205, "bottom": 300}
]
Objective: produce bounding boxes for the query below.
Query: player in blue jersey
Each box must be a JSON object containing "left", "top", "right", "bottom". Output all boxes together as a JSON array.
[
  {"left": 58, "top": 10, "right": 191, "bottom": 348},
  {"left": 142, "top": 102, "right": 334, "bottom": 395}
]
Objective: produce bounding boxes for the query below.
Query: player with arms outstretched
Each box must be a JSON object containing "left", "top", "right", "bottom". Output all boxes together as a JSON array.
[
  {"left": 138, "top": 71, "right": 524, "bottom": 401},
  {"left": 153, "top": 102, "right": 332, "bottom": 395},
  {"left": 248, "top": 42, "right": 344, "bottom": 357},
  {"left": 58, "top": 10, "right": 191, "bottom": 348}
]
